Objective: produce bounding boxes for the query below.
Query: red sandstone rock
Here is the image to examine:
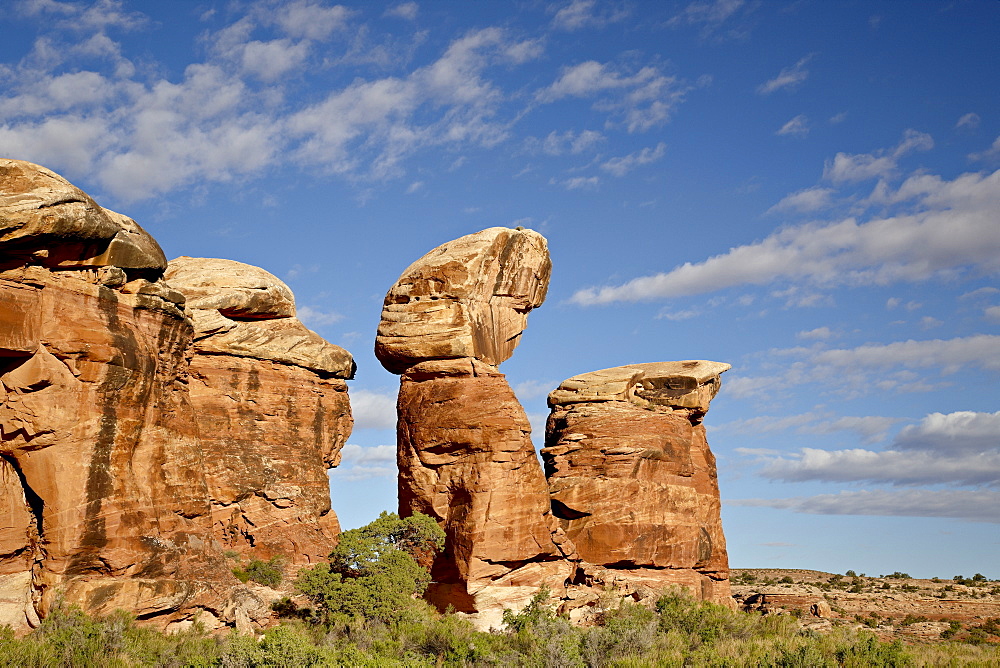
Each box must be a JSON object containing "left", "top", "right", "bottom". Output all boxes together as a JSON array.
[
  {"left": 0, "top": 160, "right": 350, "bottom": 631},
  {"left": 544, "top": 361, "right": 732, "bottom": 605},
  {"left": 377, "top": 229, "right": 571, "bottom": 618},
  {"left": 165, "top": 257, "right": 354, "bottom": 564}
]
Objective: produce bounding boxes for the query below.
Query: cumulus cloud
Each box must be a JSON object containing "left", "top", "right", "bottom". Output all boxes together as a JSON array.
[
  {"left": 728, "top": 489, "right": 1000, "bottom": 523},
  {"left": 725, "top": 335, "right": 1000, "bottom": 401},
  {"left": 722, "top": 412, "right": 902, "bottom": 444},
  {"left": 669, "top": 0, "right": 745, "bottom": 28},
  {"left": 956, "top": 112, "right": 980, "bottom": 130},
  {"left": 551, "top": 175, "right": 599, "bottom": 190},
  {"left": 538, "top": 129, "right": 603, "bottom": 155},
  {"left": 571, "top": 166, "right": 1000, "bottom": 305},
  {"left": 823, "top": 129, "right": 933, "bottom": 183},
  {"left": 296, "top": 305, "right": 343, "bottom": 326},
  {"left": 600, "top": 142, "right": 666, "bottom": 176},
  {"left": 551, "top": 0, "right": 627, "bottom": 31},
  {"left": 350, "top": 389, "right": 397, "bottom": 430},
  {"left": 339, "top": 443, "right": 396, "bottom": 463},
  {"left": 384, "top": 2, "right": 418, "bottom": 21},
  {"left": 969, "top": 136, "right": 1000, "bottom": 162},
  {"left": 741, "top": 410, "right": 1000, "bottom": 488},
  {"left": 767, "top": 186, "right": 834, "bottom": 214},
  {"left": 0, "top": 10, "right": 547, "bottom": 201},
  {"left": 757, "top": 54, "right": 813, "bottom": 95},
  {"left": 537, "top": 61, "right": 689, "bottom": 132},
  {"left": 796, "top": 326, "right": 834, "bottom": 340},
  {"left": 776, "top": 114, "right": 808, "bottom": 137}
]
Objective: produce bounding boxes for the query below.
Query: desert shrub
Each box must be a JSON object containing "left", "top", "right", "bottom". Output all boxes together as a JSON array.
[
  {"left": 244, "top": 556, "right": 284, "bottom": 588},
  {"left": 295, "top": 511, "right": 444, "bottom": 627},
  {"left": 779, "top": 576, "right": 794, "bottom": 584}
]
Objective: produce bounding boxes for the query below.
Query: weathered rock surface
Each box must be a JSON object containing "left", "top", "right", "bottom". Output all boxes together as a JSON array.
[
  {"left": 543, "top": 361, "right": 732, "bottom": 605},
  {"left": 375, "top": 227, "right": 551, "bottom": 374},
  {"left": 0, "top": 159, "right": 350, "bottom": 631},
  {"left": 378, "top": 229, "right": 572, "bottom": 618},
  {"left": 165, "top": 257, "right": 353, "bottom": 564}
]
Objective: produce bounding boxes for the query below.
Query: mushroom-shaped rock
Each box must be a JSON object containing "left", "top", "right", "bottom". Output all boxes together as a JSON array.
[
  {"left": 377, "top": 228, "right": 571, "bottom": 621},
  {"left": 165, "top": 256, "right": 354, "bottom": 562},
  {"left": 375, "top": 227, "right": 550, "bottom": 374},
  {"left": 1, "top": 159, "right": 166, "bottom": 271},
  {"left": 543, "top": 361, "right": 732, "bottom": 606}
]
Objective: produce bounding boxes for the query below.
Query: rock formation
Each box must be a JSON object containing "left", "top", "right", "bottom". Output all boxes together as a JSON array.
[
  {"left": 543, "top": 361, "right": 732, "bottom": 605},
  {"left": 0, "top": 159, "right": 353, "bottom": 631},
  {"left": 376, "top": 228, "right": 574, "bottom": 619},
  {"left": 165, "top": 257, "right": 353, "bottom": 564}
]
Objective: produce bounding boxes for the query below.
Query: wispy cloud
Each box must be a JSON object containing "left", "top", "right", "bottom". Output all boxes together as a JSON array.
[
  {"left": 776, "top": 114, "right": 809, "bottom": 137},
  {"left": 729, "top": 489, "right": 1000, "bottom": 523},
  {"left": 767, "top": 186, "right": 834, "bottom": 214},
  {"left": 384, "top": 2, "right": 419, "bottom": 21},
  {"left": 537, "top": 61, "right": 689, "bottom": 132},
  {"left": 551, "top": 0, "right": 628, "bottom": 31},
  {"left": 956, "top": 112, "right": 980, "bottom": 131},
  {"left": 350, "top": 389, "right": 397, "bottom": 430},
  {"left": 571, "top": 164, "right": 1000, "bottom": 305},
  {"left": 757, "top": 54, "right": 813, "bottom": 95},
  {"left": 600, "top": 142, "right": 666, "bottom": 176},
  {"left": 823, "top": 129, "right": 933, "bottom": 183}
]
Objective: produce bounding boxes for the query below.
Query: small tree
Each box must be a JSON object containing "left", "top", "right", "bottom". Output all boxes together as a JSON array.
[{"left": 295, "top": 511, "right": 445, "bottom": 626}]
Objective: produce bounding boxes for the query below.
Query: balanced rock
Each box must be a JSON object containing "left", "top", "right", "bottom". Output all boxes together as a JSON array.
[
  {"left": 377, "top": 228, "right": 572, "bottom": 620},
  {"left": 543, "top": 361, "right": 732, "bottom": 605},
  {"left": 165, "top": 257, "right": 354, "bottom": 564}
]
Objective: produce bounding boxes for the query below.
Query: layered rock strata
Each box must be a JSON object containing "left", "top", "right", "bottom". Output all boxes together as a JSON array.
[
  {"left": 0, "top": 159, "right": 352, "bottom": 630},
  {"left": 376, "top": 228, "right": 574, "bottom": 618},
  {"left": 165, "top": 257, "right": 354, "bottom": 564},
  {"left": 543, "top": 361, "right": 732, "bottom": 605}
]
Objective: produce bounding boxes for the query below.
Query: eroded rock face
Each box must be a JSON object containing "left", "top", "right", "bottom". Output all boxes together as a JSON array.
[
  {"left": 375, "top": 227, "right": 551, "bottom": 374},
  {"left": 0, "top": 159, "right": 229, "bottom": 627},
  {"left": 378, "top": 229, "right": 572, "bottom": 617},
  {"left": 0, "top": 160, "right": 350, "bottom": 631},
  {"left": 165, "top": 257, "right": 354, "bottom": 564},
  {"left": 543, "top": 361, "right": 732, "bottom": 605}
]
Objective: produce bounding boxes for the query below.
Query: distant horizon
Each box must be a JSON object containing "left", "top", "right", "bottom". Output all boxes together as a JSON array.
[{"left": 1, "top": 0, "right": 997, "bottom": 579}]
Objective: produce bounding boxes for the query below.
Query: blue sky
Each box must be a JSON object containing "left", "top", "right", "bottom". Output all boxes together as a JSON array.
[{"left": 2, "top": 0, "right": 998, "bottom": 578}]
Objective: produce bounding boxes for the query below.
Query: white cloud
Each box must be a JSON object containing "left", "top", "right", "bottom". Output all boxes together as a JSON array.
[
  {"left": 339, "top": 443, "right": 396, "bottom": 463},
  {"left": 796, "top": 326, "right": 834, "bottom": 340},
  {"left": 513, "top": 379, "right": 556, "bottom": 402},
  {"left": 296, "top": 305, "right": 343, "bottom": 326},
  {"left": 757, "top": 54, "right": 813, "bottom": 95},
  {"left": 720, "top": 412, "right": 901, "bottom": 444},
  {"left": 384, "top": 2, "right": 418, "bottom": 21},
  {"left": 537, "top": 61, "right": 689, "bottom": 132},
  {"left": 776, "top": 114, "right": 808, "bottom": 137},
  {"left": 725, "top": 335, "right": 1000, "bottom": 401},
  {"left": 350, "top": 389, "right": 397, "bottom": 430},
  {"left": 656, "top": 308, "right": 701, "bottom": 321},
  {"left": 406, "top": 180, "right": 424, "bottom": 193},
  {"left": 551, "top": 0, "right": 627, "bottom": 31},
  {"left": 956, "top": 112, "right": 980, "bottom": 130},
  {"left": 669, "top": 0, "right": 745, "bottom": 27},
  {"left": 969, "top": 136, "right": 1000, "bottom": 162},
  {"left": 741, "top": 410, "right": 1000, "bottom": 489},
  {"left": 767, "top": 186, "right": 834, "bottom": 214},
  {"left": 600, "top": 142, "right": 666, "bottom": 176},
  {"left": 540, "top": 129, "right": 603, "bottom": 155},
  {"left": 824, "top": 129, "right": 933, "bottom": 183},
  {"left": 271, "top": 0, "right": 352, "bottom": 40},
  {"left": 571, "top": 167, "right": 1000, "bottom": 305},
  {"left": 329, "top": 464, "right": 396, "bottom": 481},
  {"left": 986, "top": 306, "right": 1000, "bottom": 322},
  {"left": 919, "top": 315, "right": 942, "bottom": 329},
  {"left": 829, "top": 111, "right": 847, "bottom": 124},
  {"left": 728, "top": 490, "right": 1000, "bottom": 523},
  {"left": 552, "top": 175, "right": 599, "bottom": 190},
  {"left": 895, "top": 411, "right": 1000, "bottom": 454}
]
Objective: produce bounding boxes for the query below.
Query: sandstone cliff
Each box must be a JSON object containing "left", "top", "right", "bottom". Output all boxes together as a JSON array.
[
  {"left": 165, "top": 257, "right": 353, "bottom": 565},
  {"left": 376, "top": 228, "right": 574, "bottom": 619},
  {"left": 0, "top": 159, "right": 353, "bottom": 631},
  {"left": 544, "top": 361, "right": 733, "bottom": 606}
]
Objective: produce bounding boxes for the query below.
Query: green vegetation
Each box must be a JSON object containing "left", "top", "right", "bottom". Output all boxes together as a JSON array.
[
  {"left": 2, "top": 527, "right": 998, "bottom": 666},
  {"left": 232, "top": 556, "right": 285, "bottom": 588}
]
